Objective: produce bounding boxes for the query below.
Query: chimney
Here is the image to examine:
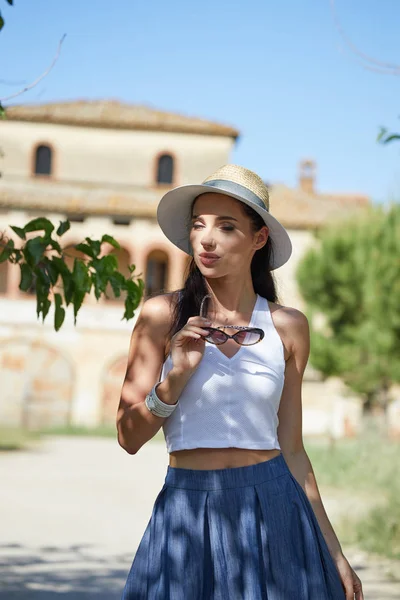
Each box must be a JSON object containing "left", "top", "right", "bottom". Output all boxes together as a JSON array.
[{"left": 298, "top": 159, "right": 316, "bottom": 194}]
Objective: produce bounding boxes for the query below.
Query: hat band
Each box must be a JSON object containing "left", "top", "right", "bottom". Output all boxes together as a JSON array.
[{"left": 203, "top": 179, "right": 269, "bottom": 212}]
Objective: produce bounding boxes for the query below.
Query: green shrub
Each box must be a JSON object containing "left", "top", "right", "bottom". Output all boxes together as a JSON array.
[{"left": 354, "top": 492, "right": 400, "bottom": 559}]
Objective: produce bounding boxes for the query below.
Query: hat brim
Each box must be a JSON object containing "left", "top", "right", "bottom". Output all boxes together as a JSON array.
[{"left": 157, "top": 183, "right": 292, "bottom": 270}]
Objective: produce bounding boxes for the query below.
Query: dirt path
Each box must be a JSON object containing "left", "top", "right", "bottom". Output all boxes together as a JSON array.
[{"left": 0, "top": 436, "right": 398, "bottom": 599}]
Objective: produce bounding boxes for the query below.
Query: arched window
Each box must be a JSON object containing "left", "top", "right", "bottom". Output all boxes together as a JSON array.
[
  {"left": 156, "top": 154, "right": 174, "bottom": 185},
  {"left": 145, "top": 249, "right": 169, "bottom": 296},
  {"left": 34, "top": 144, "right": 52, "bottom": 176}
]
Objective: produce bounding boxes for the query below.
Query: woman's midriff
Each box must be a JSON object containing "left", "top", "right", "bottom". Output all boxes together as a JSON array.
[{"left": 169, "top": 447, "right": 281, "bottom": 470}]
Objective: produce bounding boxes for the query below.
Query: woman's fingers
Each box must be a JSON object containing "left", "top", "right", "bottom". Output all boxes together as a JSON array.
[
  {"left": 175, "top": 329, "right": 207, "bottom": 342},
  {"left": 178, "top": 326, "right": 210, "bottom": 340},
  {"left": 186, "top": 325, "right": 211, "bottom": 335},
  {"left": 187, "top": 316, "right": 212, "bottom": 326}
]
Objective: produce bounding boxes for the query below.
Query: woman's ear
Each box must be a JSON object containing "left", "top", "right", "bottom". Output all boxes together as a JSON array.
[{"left": 253, "top": 226, "right": 269, "bottom": 250}]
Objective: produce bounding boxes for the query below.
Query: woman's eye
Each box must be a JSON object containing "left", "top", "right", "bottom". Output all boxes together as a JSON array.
[{"left": 191, "top": 223, "right": 234, "bottom": 231}]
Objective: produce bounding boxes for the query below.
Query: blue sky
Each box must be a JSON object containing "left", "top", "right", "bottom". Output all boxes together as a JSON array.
[{"left": 1, "top": 0, "right": 399, "bottom": 202}]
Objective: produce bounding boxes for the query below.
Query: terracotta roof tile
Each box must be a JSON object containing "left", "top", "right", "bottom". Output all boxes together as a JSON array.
[
  {"left": 0, "top": 179, "right": 370, "bottom": 228},
  {"left": 268, "top": 184, "right": 369, "bottom": 228},
  {"left": 5, "top": 100, "right": 240, "bottom": 139}
]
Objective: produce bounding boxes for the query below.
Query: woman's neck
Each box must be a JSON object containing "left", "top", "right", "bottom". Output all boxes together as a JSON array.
[{"left": 204, "top": 279, "right": 257, "bottom": 317}]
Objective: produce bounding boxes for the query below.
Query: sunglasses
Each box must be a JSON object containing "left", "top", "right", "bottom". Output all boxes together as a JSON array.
[{"left": 199, "top": 294, "right": 264, "bottom": 346}]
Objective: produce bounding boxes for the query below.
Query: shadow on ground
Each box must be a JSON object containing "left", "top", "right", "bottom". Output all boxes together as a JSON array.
[{"left": 0, "top": 543, "right": 133, "bottom": 599}]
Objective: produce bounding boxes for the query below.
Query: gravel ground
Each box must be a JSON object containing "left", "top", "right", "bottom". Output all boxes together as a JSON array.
[{"left": 0, "top": 436, "right": 399, "bottom": 599}]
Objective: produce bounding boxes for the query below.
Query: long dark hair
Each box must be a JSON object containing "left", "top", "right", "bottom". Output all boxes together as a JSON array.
[{"left": 166, "top": 199, "right": 279, "bottom": 344}]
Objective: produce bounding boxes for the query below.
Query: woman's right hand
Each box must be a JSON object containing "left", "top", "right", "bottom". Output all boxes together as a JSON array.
[{"left": 170, "top": 316, "right": 212, "bottom": 375}]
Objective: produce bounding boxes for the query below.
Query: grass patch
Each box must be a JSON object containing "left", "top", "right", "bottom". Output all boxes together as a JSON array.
[
  {"left": 305, "top": 432, "right": 400, "bottom": 560},
  {"left": 0, "top": 424, "right": 165, "bottom": 451},
  {"left": 39, "top": 424, "right": 118, "bottom": 438},
  {"left": 305, "top": 433, "right": 400, "bottom": 492},
  {"left": 39, "top": 425, "right": 166, "bottom": 442},
  {"left": 0, "top": 427, "right": 40, "bottom": 451}
]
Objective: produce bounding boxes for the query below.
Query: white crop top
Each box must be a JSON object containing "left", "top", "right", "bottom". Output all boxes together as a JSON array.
[{"left": 160, "top": 294, "right": 285, "bottom": 452}]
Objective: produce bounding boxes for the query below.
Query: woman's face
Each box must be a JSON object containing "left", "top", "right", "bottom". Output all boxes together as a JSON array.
[{"left": 189, "top": 193, "right": 268, "bottom": 278}]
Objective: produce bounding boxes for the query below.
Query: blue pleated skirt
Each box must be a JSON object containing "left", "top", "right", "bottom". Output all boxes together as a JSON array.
[{"left": 122, "top": 453, "right": 345, "bottom": 600}]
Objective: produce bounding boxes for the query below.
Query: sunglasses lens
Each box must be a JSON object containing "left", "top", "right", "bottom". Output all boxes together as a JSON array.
[
  {"left": 205, "top": 329, "right": 227, "bottom": 344},
  {"left": 234, "top": 330, "right": 261, "bottom": 345}
]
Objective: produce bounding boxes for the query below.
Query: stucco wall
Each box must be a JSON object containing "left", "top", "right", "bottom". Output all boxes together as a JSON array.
[
  {"left": 274, "top": 229, "right": 318, "bottom": 310},
  {"left": 1, "top": 121, "right": 233, "bottom": 186}
]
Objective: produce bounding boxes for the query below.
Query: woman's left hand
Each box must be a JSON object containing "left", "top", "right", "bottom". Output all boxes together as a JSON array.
[{"left": 334, "top": 553, "right": 364, "bottom": 600}]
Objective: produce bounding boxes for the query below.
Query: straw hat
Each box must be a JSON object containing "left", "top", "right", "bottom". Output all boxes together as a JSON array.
[{"left": 157, "top": 164, "right": 292, "bottom": 270}]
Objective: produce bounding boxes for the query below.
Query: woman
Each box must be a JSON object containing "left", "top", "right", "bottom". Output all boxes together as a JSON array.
[{"left": 118, "top": 164, "right": 363, "bottom": 600}]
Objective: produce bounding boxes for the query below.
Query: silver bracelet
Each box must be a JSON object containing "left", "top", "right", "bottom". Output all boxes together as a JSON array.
[{"left": 144, "top": 383, "right": 179, "bottom": 418}]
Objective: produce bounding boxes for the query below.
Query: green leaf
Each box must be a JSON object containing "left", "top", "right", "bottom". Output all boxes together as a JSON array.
[
  {"left": 85, "top": 237, "right": 101, "bottom": 257},
  {"left": 50, "top": 260, "right": 73, "bottom": 305},
  {"left": 10, "top": 225, "right": 26, "bottom": 240},
  {"left": 35, "top": 277, "right": 51, "bottom": 323},
  {"left": 0, "top": 102, "right": 5, "bottom": 119},
  {"left": 56, "top": 219, "right": 71, "bottom": 237},
  {"left": 19, "top": 263, "right": 33, "bottom": 292},
  {"left": 101, "top": 253, "right": 118, "bottom": 274},
  {"left": 24, "top": 217, "right": 54, "bottom": 237},
  {"left": 382, "top": 134, "right": 400, "bottom": 145},
  {"left": 72, "top": 259, "right": 90, "bottom": 322},
  {"left": 36, "top": 265, "right": 51, "bottom": 287},
  {"left": 43, "top": 257, "right": 60, "bottom": 286},
  {"left": 101, "top": 234, "right": 120, "bottom": 250},
  {"left": 8, "top": 248, "right": 21, "bottom": 264},
  {"left": 121, "top": 278, "right": 143, "bottom": 321},
  {"left": 6, "top": 1, "right": 14, "bottom": 6},
  {"left": 61, "top": 270, "right": 74, "bottom": 306},
  {"left": 44, "top": 238, "right": 62, "bottom": 254},
  {"left": 109, "top": 272, "right": 125, "bottom": 298},
  {"left": 41, "top": 296, "right": 52, "bottom": 322},
  {"left": 24, "top": 237, "right": 47, "bottom": 266},
  {"left": 123, "top": 296, "right": 135, "bottom": 321},
  {"left": 73, "top": 258, "right": 90, "bottom": 290},
  {"left": 0, "top": 238, "right": 15, "bottom": 263},
  {"left": 92, "top": 271, "right": 105, "bottom": 300},
  {"left": 54, "top": 293, "right": 65, "bottom": 331},
  {"left": 0, "top": 16, "right": 4, "bottom": 32},
  {"left": 51, "top": 255, "right": 70, "bottom": 275},
  {"left": 377, "top": 128, "right": 386, "bottom": 143},
  {"left": 74, "top": 243, "right": 95, "bottom": 258}
]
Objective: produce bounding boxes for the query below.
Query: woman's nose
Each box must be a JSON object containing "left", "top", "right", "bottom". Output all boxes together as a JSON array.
[{"left": 200, "top": 231, "right": 216, "bottom": 247}]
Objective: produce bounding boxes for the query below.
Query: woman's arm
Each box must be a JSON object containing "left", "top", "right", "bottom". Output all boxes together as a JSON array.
[
  {"left": 276, "top": 308, "right": 363, "bottom": 600},
  {"left": 117, "top": 293, "right": 191, "bottom": 454},
  {"left": 276, "top": 309, "right": 343, "bottom": 559}
]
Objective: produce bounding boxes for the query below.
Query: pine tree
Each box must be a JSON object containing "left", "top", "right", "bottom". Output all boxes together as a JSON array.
[{"left": 297, "top": 203, "right": 400, "bottom": 412}]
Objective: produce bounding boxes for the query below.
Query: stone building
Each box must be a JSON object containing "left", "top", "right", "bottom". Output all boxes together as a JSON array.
[{"left": 0, "top": 100, "right": 371, "bottom": 437}]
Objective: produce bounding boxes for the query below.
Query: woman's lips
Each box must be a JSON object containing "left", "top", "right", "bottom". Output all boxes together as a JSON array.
[{"left": 199, "top": 256, "right": 220, "bottom": 266}]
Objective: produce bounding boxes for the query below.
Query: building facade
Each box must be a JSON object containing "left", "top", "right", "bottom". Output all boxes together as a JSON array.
[{"left": 0, "top": 100, "right": 375, "bottom": 437}]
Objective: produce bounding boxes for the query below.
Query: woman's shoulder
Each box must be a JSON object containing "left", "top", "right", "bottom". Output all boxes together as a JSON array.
[
  {"left": 268, "top": 301, "right": 310, "bottom": 365},
  {"left": 268, "top": 300, "right": 309, "bottom": 329},
  {"left": 139, "top": 291, "right": 180, "bottom": 330}
]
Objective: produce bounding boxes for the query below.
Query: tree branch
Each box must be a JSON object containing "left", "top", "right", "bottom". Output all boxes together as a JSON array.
[
  {"left": 330, "top": 0, "right": 400, "bottom": 75},
  {"left": 0, "top": 34, "right": 66, "bottom": 103}
]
